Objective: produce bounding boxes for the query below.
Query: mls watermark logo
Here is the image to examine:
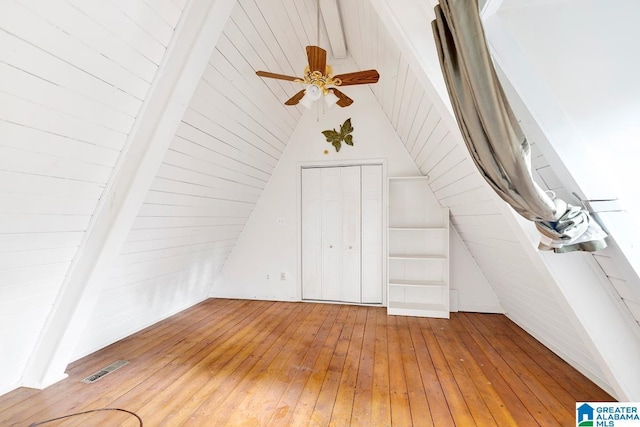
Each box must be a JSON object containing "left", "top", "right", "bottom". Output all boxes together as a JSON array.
[{"left": 577, "top": 402, "right": 640, "bottom": 426}]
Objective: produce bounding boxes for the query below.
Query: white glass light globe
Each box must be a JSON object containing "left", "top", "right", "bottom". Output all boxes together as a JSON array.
[
  {"left": 324, "top": 90, "right": 339, "bottom": 108},
  {"left": 305, "top": 84, "right": 322, "bottom": 101},
  {"left": 299, "top": 93, "right": 313, "bottom": 109}
]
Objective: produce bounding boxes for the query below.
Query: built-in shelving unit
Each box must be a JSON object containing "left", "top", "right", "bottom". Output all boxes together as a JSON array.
[{"left": 387, "top": 177, "right": 450, "bottom": 318}]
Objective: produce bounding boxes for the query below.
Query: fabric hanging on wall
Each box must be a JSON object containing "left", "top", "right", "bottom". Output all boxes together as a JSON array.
[{"left": 431, "top": 0, "right": 607, "bottom": 253}]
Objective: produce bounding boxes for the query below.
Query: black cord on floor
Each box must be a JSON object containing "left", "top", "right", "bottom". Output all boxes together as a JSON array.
[{"left": 28, "top": 407, "right": 143, "bottom": 426}]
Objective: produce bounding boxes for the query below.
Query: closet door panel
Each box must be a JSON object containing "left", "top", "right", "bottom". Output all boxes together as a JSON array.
[
  {"left": 301, "top": 168, "right": 323, "bottom": 300},
  {"left": 301, "top": 164, "right": 383, "bottom": 305},
  {"left": 321, "top": 168, "right": 342, "bottom": 301},
  {"left": 361, "top": 165, "right": 383, "bottom": 303},
  {"left": 340, "top": 166, "right": 362, "bottom": 303}
]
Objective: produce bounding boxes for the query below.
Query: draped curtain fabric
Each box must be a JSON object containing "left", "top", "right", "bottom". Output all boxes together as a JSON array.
[{"left": 431, "top": 0, "right": 607, "bottom": 253}]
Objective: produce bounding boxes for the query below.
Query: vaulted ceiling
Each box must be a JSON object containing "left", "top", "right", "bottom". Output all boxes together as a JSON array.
[{"left": 1, "top": 0, "right": 640, "bottom": 402}]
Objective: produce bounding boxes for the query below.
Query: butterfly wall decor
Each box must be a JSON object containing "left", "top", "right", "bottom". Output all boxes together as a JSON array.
[{"left": 322, "top": 118, "right": 354, "bottom": 152}]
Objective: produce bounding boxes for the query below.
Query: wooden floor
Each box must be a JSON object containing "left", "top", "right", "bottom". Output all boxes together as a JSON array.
[{"left": 0, "top": 299, "right": 613, "bottom": 426}]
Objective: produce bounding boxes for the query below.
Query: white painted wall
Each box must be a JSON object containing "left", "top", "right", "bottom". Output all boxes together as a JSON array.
[
  {"left": 485, "top": 0, "right": 640, "bottom": 300},
  {"left": 213, "top": 84, "right": 500, "bottom": 313},
  {"left": 213, "top": 85, "right": 423, "bottom": 300},
  {"left": 479, "top": 0, "right": 640, "bottom": 399},
  {"left": 449, "top": 225, "right": 503, "bottom": 313},
  {"left": 497, "top": 1, "right": 640, "bottom": 189}
]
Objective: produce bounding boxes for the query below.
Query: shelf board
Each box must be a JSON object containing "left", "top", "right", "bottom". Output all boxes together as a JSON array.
[
  {"left": 388, "top": 280, "right": 446, "bottom": 288},
  {"left": 389, "top": 227, "right": 445, "bottom": 231},
  {"left": 387, "top": 301, "right": 449, "bottom": 318},
  {"left": 388, "top": 176, "right": 429, "bottom": 181},
  {"left": 389, "top": 254, "right": 447, "bottom": 260}
]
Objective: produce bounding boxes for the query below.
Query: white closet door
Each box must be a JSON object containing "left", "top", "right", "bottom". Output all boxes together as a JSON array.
[
  {"left": 301, "top": 165, "right": 382, "bottom": 304},
  {"left": 301, "top": 168, "right": 323, "bottom": 300},
  {"left": 361, "top": 165, "right": 383, "bottom": 303},
  {"left": 321, "top": 167, "right": 342, "bottom": 301},
  {"left": 340, "top": 166, "right": 362, "bottom": 303}
]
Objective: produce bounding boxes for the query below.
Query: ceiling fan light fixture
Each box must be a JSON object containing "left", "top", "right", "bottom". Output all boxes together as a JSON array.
[
  {"left": 324, "top": 90, "right": 339, "bottom": 108},
  {"left": 305, "top": 84, "right": 322, "bottom": 101},
  {"left": 299, "top": 91, "right": 314, "bottom": 109}
]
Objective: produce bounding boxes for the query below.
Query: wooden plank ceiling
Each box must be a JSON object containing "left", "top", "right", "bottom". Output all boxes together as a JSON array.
[
  {"left": 2, "top": 0, "right": 634, "bottom": 399},
  {"left": 73, "top": 0, "right": 609, "bottom": 394},
  {"left": 0, "top": 0, "right": 187, "bottom": 392}
]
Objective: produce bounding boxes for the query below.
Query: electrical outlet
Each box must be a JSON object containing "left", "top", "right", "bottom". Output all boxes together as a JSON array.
[
  {"left": 266, "top": 274, "right": 270, "bottom": 280},
  {"left": 280, "top": 272, "right": 286, "bottom": 281},
  {"left": 277, "top": 217, "right": 285, "bottom": 226}
]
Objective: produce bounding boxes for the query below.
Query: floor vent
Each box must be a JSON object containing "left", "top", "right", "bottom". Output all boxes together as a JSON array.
[{"left": 82, "top": 360, "right": 129, "bottom": 383}]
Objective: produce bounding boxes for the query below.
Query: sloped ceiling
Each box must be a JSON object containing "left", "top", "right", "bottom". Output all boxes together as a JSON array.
[
  {"left": 0, "top": 0, "right": 190, "bottom": 393},
  {"left": 2, "top": 0, "right": 639, "bottom": 400},
  {"left": 338, "top": 0, "right": 614, "bottom": 392}
]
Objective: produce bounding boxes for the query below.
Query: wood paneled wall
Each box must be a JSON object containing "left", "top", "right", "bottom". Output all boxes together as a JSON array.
[
  {"left": 3, "top": 0, "right": 636, "bottom": 400},
  {"left": 337, "top": 0, "right": 612, "bottom": 390},
  {"left": 529, "top": 140, "right": 640, "bottom": 328},
  {"left": 530, "top": 143, "right": 640, "bottom": 329},
  {"left": 72, "top": 0, "right": 319, "bottom": 359},
  {"left": 0, "top": 0, "right": 185, "bottom": 392}
]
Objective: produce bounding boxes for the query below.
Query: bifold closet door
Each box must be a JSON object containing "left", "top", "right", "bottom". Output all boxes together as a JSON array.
[
  {"left": 326, "top": 166, "right": 361, "bottom": 303},
  {"left": 361, "top": 165, "right": 383, "bottom": 303},
  {"left": 301, "top": 168, "right": 323, "bottom": 300},
  {"left": 301, "top": 165, "right": 381, "bottom": 304}
]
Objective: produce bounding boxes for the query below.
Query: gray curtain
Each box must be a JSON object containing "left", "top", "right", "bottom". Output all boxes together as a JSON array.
[{"left": 432, "top": 0, "right": 607, "bottom": 253}]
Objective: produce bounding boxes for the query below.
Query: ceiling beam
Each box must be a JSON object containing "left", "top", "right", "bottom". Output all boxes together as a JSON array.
[{"left": 320, "top": 0, "right": 347, "bottom": 58}]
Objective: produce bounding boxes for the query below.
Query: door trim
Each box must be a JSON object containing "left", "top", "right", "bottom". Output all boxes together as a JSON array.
[{"left": 297, "top": 160, "right": 387, "bottom": 306}]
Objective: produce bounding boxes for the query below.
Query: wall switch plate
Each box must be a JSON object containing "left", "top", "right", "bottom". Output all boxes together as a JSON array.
[
  {"left": 277, "top": 217, "right": 285, "bottom": 226},
  {"left": 280, "top": 272, "right": 286, "bottom": 281}
]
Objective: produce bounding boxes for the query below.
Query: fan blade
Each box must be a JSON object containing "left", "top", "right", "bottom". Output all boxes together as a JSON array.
[
  {"left": 256, "top": 70, "right": 300, "bottom": 81},
  {"left": 330, "top": 89, "right": 354, "bottom": 107},
  {"left": 284, "top": 89, "right": 307, "bottom": 106},
  {"left": 306, "top": 46, "right": 327, "bottom": 74},
  {"left": 333, "top": 69, "right": 380, "bottom": 86}
]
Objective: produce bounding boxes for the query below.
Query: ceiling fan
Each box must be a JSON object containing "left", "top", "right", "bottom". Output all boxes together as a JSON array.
[{"left": 255, "top": 45, "right": 380, "bottom": 108}]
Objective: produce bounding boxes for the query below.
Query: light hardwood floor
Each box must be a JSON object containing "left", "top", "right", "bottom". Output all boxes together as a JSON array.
[{"left": 0, "top": 299, "right": 614, "bottom": 426}]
